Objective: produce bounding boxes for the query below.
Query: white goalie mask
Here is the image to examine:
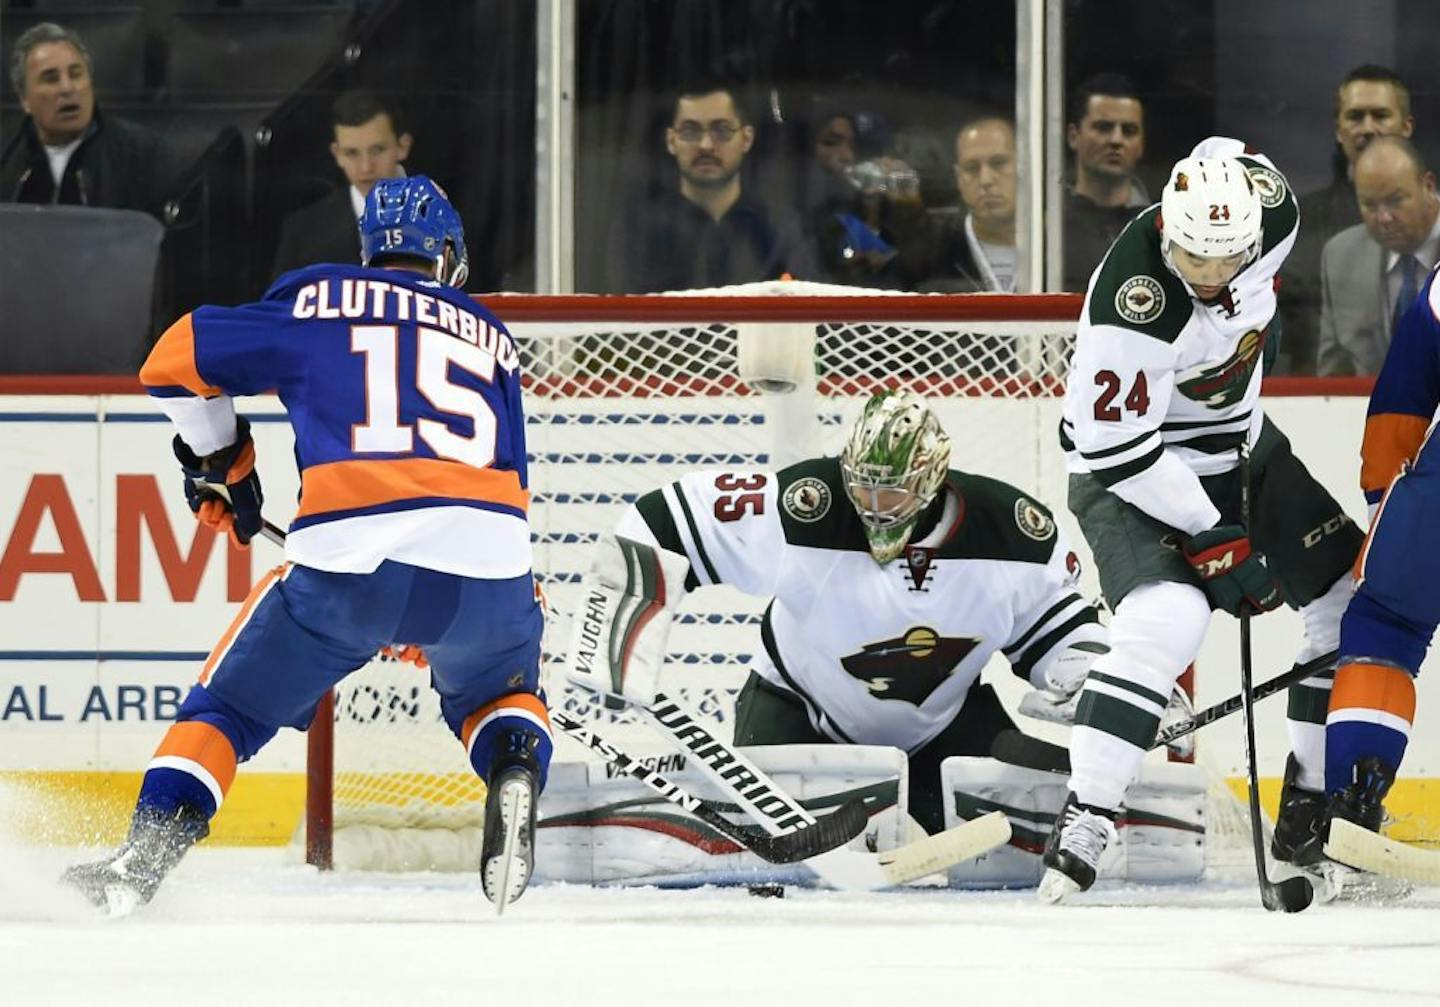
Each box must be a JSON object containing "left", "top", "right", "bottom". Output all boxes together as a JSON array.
[
  {"left": 840, "top": 390, "right": 952, "bottom": 564},
  {"left": 1159, "top": 156, "right": 1263, "bottom": 289}
]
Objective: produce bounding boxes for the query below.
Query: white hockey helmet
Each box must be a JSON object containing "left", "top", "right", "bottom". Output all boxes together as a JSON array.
[
  {"left": 840, "top": 390, "right": 952, "bottom": 565},
  {"left": 1159, "top": 156, "right": 1263, "bottom": 281}
]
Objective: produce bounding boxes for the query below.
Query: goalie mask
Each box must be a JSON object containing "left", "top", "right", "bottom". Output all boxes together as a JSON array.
[
  {"left": 1159, "top": 156, "right": 1262, "bottom": 292},
  {"left": 840, "top": 390, "right": 952, "bottom": 564},
  {"left": 359, "top": 175, "right": 470, "bottom": 288}
]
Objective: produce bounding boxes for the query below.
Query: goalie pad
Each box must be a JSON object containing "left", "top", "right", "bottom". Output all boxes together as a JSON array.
[
  {"left": 941, "top": 756, "right": 1205, "bottom": 888},
  {"left": 533, "top": 745, "right": 908, "bottom": 887},
  {"left": 565, "top": 534, "right": 691, "bottom": 707}
]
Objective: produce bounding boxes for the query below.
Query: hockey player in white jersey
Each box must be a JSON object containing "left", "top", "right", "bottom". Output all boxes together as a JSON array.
[
  {"left": 569, "top": 390, "right": 1109, "bottom": 835},
  {"left": 1040, "top": 138, "right": 1364, "bottom": 901}
]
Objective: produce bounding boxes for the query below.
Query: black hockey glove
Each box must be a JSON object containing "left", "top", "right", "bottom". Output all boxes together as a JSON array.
[
  {"left": 1181, "top": 524, "right": 1283, "bottom": 616},
  {"left": 174, "top": 416, "right": 264, "bottom": 546}
]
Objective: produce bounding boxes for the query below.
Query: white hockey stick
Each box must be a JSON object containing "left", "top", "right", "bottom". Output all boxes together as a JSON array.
[
  {"left": 1324, "top": 818, "right": 1440, "bottom": 885},
  {"left": 642, "top": 691, "right": 1011, "bottom": 888}
]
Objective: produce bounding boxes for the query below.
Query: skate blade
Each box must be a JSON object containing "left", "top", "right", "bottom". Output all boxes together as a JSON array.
[
  {"left": 102, "top": 883, "right": 143, "bottom": 919},
  {"left": 1037, "top": 867, "right": 1082, "bottom": 905},
  {"left": 486, "top": 778, "right": 532, "bottom": 916}
]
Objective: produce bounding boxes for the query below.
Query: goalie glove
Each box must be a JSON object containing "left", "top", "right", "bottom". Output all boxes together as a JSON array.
[
  {"left": 174, "top": 416, "right": 264, "bottom": 547},
  {"left": 1016, "top": 641, "right": 1100, "bottom": 724},
  {"left": 565, "top": 534, "right": 692, "bottom": 707}
]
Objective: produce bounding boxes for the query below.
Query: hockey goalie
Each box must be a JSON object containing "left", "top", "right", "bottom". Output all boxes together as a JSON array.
[{"left": 544, "top": 390, "right": 1207, "bottom": 888}]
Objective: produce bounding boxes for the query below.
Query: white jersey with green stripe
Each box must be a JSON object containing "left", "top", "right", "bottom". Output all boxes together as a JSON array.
[
  {"left": 614, "top": 457, "right": 1107, "bottom": 753},
  {"left": 1059, "top": 136, "right": 1299, "bottom": 536}
]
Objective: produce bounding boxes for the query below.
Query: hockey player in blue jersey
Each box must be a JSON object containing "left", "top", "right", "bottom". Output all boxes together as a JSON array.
[
  {"left": 1272, "top": 259, "right": 1440, "bottom": 867},
  {"left": 64, "top": 176, "right": 551, "bottom": 915}
]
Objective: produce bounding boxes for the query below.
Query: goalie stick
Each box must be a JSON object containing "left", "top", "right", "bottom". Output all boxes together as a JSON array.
[
  {"left": 554, "top": 709, "right": 1011, "bottom": 884},
  {"left": 993, "top": 648, "right": 1340, "bottom": 773}
]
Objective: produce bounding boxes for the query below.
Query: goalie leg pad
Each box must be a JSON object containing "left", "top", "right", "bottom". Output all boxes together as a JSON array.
[
  {"left": 566, "top": 534, "right": 692, "bottom": 706},
  {"left": 941, "top": 756, "right": 1205, "bottom": 888},
  {"left": 533, "top": 745, "right": 906, "bottom": 886}
]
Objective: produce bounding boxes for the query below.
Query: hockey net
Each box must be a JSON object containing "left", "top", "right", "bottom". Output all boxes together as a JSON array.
[{"left": 303, "top": 282, "right": 1249, "bottom": 871}]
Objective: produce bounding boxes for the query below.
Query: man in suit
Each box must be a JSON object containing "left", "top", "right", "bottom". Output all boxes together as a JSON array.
[
  {"left": 1319, "top": 136, "right": 1440, "bottom": 376},
  {"left": 1280, "top": 66, "right": 1414, "bottom": 375},
  {"left": 270, "top": 90, "right": 412, "bottom": 282}
]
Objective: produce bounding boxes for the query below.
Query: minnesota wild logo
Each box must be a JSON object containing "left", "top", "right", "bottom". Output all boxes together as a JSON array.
[
  {"left": 1176, "top": 327, "right": 1267, "bottom": 407},
  {"left": 839, "top": 627, "right": 979, "bottom": 706}
]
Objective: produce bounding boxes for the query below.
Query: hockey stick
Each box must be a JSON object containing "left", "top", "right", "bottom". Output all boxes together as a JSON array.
[
  {"left": 556, "top": 709, "right": 1011, "bottom": 884},
  {"left": 992, "top": 648, "right": 1339, "bottom": 774},
  {"left": 1324, "top": 818, "right": 1440, "bottom": 885},
  {"left": 1237, "top": 449, "right": 1312, "bottom": 913},
  {"left": 552, "top": 709, "right": 868, "bottom": 864}
]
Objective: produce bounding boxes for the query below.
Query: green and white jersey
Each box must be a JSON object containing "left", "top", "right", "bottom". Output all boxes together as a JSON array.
[
  {"left": 1060, "top": 136, "right": 1299, "bottom": 535},
  {"left": 616, "top": 457, "right": 1105, "bottom": 753}
]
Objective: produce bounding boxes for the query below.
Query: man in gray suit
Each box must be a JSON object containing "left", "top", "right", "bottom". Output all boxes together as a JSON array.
[{"left": 1319, "top": 136, "right": 1440, "bottom": 376}]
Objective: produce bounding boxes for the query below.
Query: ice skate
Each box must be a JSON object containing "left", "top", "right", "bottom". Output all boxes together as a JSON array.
[
  {"left": 1038, "top": 792, "right": 1116, "bottom": 904},
  {"left": 481, "top": 747, "right": 540, "bottom": 914},
  {"left": 1272, "top": 754, "right": 1328, "bottom": 866},
  {"left": 63, "top": 806, "right": 209, "bottom": 917},
  {"left": 1315, "top": 758, "right": 1410, "bottom": 902}
]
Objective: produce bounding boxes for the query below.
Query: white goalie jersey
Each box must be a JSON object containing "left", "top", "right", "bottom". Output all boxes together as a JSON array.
[
  {"left": 614, "top": 457, "right": 1107, "bottom": 753},
  {"left": 1060, "top": 136, "right": 1299, "bottom": 535}
]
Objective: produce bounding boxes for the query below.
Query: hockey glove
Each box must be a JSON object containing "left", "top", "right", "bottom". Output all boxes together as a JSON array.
[
  {"left": 175, "top": 416, "right": 264, "bottom": 547},
  {"left": 1181, "top": 523, "right": 1283, "bottom": 616}
]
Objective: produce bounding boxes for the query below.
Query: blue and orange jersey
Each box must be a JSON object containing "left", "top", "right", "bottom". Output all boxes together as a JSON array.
[
  {"left": 1360, "top": 267, "right": 1440, "bottom": 505},
  {"left": 140, "top": 264, "right": 532, "bottom": 579}
]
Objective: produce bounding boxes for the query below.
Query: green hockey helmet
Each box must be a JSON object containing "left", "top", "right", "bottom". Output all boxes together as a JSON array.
[{"left": 839, "top": 390, "right": 952, "bottom": 564}]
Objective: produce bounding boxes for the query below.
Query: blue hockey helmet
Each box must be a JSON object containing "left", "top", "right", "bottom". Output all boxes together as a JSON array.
[{"left": 359, "top": 175, "right": 469, "bottom": 287}]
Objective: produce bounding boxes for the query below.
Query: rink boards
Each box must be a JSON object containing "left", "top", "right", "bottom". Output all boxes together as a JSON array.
[{"left": 0, "top": 390, "right": 1437, "bottom": 847}]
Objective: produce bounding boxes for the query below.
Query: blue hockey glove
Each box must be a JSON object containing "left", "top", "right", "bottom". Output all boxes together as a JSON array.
[
  {"left": 174, "top": 416, "right": 264, "bottom": 546},
  {"left": 1181, "top": 524, "right": 1283, "bottom": 616}
]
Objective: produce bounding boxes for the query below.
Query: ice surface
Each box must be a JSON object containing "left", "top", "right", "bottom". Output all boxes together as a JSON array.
[{"left": 4, "top": 841, "right": 1440, "bottom": 1007}]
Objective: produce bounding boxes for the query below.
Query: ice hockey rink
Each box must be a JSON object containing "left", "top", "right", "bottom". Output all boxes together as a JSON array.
[{"left": 4, "top": 839, "right": 1439, "bottom": 1007}]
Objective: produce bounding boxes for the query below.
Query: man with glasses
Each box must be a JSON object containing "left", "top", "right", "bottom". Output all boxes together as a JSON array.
[
  {"left": 1041, "top": 139, "right": 1362, "bottom": 902},
  {"left": 1279, "top": 66, "right": 1415, "bottom": 374},
  {"left": 607, "top": 83, "right": 815, "bottom": 292}
]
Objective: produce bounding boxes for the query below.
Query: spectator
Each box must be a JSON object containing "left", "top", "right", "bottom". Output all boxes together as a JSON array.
[
  {"left": 1280, "top": 66, "right": 1414, "bottom": 375},
  {"left": 1, "top": 22, "right": 164, "bottom": 214},
  {"left": 270, "top": 89, "right": 414, "bottom": 282},
  {"left": 1063, "top": 73, "right": 1148, "bottom": 290},
  {"left": 1319, "top": 136, "right": 1440, "bottom": 376},
  {"left": 606, "top": 83, "right": 816, "bottom": 293},
  {"left": 914, "top": 115, "right": 1018, "bottom": 293},
  {"left": 802, "top": 110, "right": 930, "bottom": 288}
]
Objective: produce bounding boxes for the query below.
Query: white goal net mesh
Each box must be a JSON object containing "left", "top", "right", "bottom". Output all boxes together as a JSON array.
[{"left": 319, "top": 285, "right": 1243, "bottom": 862}]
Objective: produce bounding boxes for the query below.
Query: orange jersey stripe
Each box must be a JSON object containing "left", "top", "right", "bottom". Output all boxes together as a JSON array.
[
  {"left": 152, "top": 720, "right": 239, "bottom": 796},
  {"left": 1361, "top": 413, "right": 1431, "bottom": 497},
  {"left": 297, "top": 458, "right": 529, "bottom": 519},
  {"left": 200, "top": 564, "right": 287, "bottom": 684},
  {"left": 461, "top": 692, "right": 551, "bottom": 750},
  {"left": 139, "top": 314, "right": 223, "bottom": 398},
  {"left": 1330, "top": 661, "right": 1417, "bottom": 723}
]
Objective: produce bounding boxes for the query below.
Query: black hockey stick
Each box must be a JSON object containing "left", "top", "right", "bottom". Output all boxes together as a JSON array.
[
  {"left": 552, "top": 710, "right": 868, "bottom": 864},
  {"left": 1239, "top": 600, "right": 1311, "bottom": 911},
  {"left": 992, "top": 648, "right": 1339, "bottom": 774},
  {"left": 1237, "top": 449, "right": 1312, "bottom": 913}
]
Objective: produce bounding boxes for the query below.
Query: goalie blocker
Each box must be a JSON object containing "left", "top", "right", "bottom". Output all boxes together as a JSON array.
[{"left": 566, "top": 533, "right": 691, "bottom": 707}]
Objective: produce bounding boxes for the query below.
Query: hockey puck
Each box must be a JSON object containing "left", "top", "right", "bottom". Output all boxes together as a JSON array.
[{"left": 747, "top": 884, "right": 785, "bottom": 898}]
